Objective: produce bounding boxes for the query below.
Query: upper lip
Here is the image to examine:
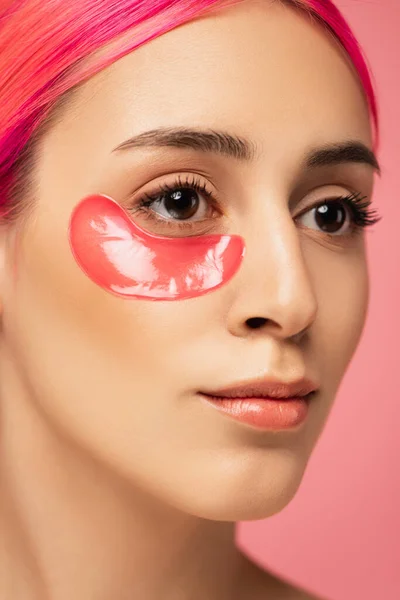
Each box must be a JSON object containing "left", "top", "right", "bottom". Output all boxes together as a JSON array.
[{"left": 200, "top": 377, "right": 318, "bottom": 400}]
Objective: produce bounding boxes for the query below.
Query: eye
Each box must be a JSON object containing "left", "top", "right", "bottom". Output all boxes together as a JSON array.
[
  {"left": 296, "top": 193, "right": 380, "bottom": 236},
  {"left": 137, "top": 174, "right": 216, "bottom": 222},
  {"left": 298, "top": 200, "right": 349, "bottom": 234},
  {"left": 147, "top": 187, "right": 205, "bottom": 220},
  {"left": 127, "top": 173, "right": 223, "bottom": 236}
]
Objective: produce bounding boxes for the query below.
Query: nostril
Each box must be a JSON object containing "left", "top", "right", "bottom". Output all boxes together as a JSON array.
[{"left": 246, "top": 317, "right": 268, "bottom": 329}]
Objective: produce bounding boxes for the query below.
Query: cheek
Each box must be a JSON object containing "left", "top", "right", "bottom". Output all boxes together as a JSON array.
[
  {"left": 4, "top": 200, "right": 229, "bottom": 421},
  {"left": 316, "top": 248, "right": 369, "bottom": 383},
  {"left": 68, "top": 194, "right": 245, "bottom": 301}
]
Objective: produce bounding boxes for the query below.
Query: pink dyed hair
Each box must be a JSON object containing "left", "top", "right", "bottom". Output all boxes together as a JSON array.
[{"left": 0, "top": 0, "right": 378, "bottom": 221}]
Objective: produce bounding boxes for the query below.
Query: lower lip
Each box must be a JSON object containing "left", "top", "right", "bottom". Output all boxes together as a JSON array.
[{"left": 199, "top": 394, "right": 310, "bottom": 430}]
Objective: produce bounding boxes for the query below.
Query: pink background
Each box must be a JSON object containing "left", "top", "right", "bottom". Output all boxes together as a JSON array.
[{"left": 237, "top": 1, "right": 400, "bottom": 599}]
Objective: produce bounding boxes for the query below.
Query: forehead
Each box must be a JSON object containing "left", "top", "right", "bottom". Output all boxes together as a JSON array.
[{"left": 54, "top": 0, "right": 372, "bottom": 160}]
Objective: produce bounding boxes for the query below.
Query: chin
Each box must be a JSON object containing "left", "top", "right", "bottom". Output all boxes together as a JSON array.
[
  {"left": 165, "top": 453, "right": 308, "bottom": 522},
  {"left": 180, "top": 482, "right": 302, "bottom": 522}
]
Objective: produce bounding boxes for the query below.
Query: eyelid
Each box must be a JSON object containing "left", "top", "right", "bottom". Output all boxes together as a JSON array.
[
  {"left": 129, "top": 171, "right": 218, "bottom": 201},
  {"left": 294, "top": 185, "right": 364, "bottom": 215}
]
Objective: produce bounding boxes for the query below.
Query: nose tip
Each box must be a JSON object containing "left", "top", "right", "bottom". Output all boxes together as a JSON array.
[
  {"left": 225, "top": 221, "right": 318, "bottom": 341},
  {"left": 245, "top": 296, "right": 316, "bottom": 343}
]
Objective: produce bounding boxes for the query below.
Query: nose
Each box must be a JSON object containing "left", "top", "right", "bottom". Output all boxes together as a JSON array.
[{"left": 225, "top": 205, "right": 318, "bottom": 341}]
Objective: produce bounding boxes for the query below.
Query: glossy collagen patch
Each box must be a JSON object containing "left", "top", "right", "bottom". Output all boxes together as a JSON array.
[{"left": 68, "top": 194, "right": 245, "bottom": 300}]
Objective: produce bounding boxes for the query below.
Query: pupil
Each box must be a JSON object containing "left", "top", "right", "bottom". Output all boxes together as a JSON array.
[
  {"left": 316, "top": 202, "right": 346, "bottom": 233},
  {"left": 164, "top": 188, "right": 199, "bottom": 220}
]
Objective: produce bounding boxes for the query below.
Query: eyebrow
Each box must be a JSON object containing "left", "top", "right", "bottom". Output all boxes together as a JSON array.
[{"left": 112, "top": 127, "right": 380, "bottom": 174}]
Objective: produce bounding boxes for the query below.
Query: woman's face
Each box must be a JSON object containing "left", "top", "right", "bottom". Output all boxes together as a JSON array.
[{"left": 1, "top": 0, "right": 376, "bottom": 519}]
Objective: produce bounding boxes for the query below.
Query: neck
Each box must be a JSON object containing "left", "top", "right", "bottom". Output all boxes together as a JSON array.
[{"left": 0, "top": 350, "right": 248, "bottom": 600}]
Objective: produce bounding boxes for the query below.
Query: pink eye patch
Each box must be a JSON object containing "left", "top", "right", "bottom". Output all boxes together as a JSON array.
[{"left": 67, "top": 194, "right": 245, "bottom": 301}]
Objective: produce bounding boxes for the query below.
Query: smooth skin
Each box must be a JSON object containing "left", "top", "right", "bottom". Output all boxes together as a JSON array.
[{"left": 0, "top": 1, "right": 375, "bottom": 598}]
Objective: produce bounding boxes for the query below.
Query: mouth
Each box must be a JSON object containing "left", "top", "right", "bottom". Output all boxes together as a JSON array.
[{"left": 198, "top": 377, "right": 318, "bottom": 431}]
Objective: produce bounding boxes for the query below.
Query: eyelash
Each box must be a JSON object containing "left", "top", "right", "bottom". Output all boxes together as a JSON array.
[
  {"left": 321, "top": 191, "right": 381, "bottom": 231},
  {"left": 132, "top": 174, "right": 218, "bottom": 231},
  {"left": 131, "top": 174, "right": 381, "bottom": 234}
]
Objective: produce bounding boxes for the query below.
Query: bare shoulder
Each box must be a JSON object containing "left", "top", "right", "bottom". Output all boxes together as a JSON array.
[
  {"left": 284, "top": 586, "right": 326, "bottom": 600},
  {"left": 259, "top": 575, "right": 328, "bottom": 600},
  {"left": 238, "top": 555, "right": 329, "bottom": 600}
]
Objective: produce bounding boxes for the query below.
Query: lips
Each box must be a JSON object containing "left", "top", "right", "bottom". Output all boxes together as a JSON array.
[
  {"left": 198, "top": 377, "right": 318, "bottom": 430},
  {"left": 199, "top": 377, "right": 318, "bottom": 401}
]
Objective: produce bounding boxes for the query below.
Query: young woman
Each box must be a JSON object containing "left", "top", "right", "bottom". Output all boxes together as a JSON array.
[{"left": 0, "top": 0, "right": 381, "bottom": 598}]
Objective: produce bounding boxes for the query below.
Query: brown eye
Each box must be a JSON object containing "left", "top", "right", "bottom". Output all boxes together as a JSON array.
[
  {"left": 298, "top": 200, "right": 350, "bottom": 235},
  {"left": 156, "top": 187, "right": 201, "bottom": 220},
  {"left": 137, "top": 174, "right": 217, "bottom": 223}
]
